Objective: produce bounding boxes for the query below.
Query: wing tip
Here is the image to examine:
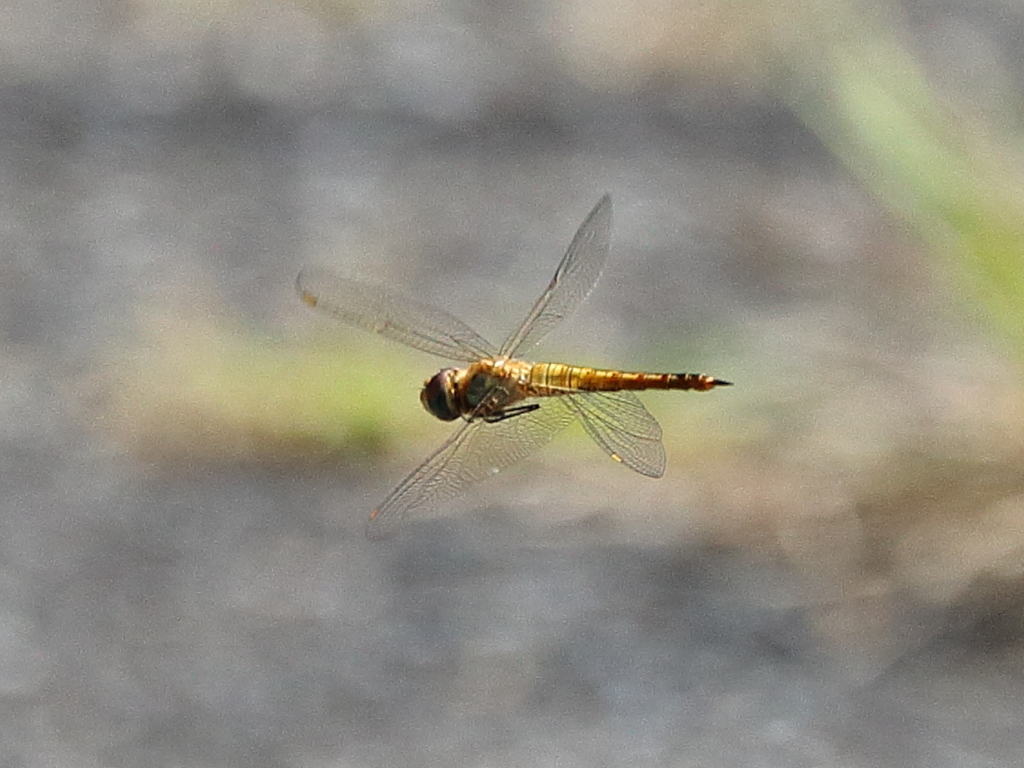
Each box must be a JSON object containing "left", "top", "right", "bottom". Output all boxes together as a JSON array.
[
  {"left": 295, "top": 268, "right": 318, "bottom": 307},
  {"left": 364, "top": 509, "right": 397, "bottom": 541}
]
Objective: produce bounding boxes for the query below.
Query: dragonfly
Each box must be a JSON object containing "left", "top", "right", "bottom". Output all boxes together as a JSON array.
[{"left": 297, "top": 195, "right": 730, "bottom": 538}]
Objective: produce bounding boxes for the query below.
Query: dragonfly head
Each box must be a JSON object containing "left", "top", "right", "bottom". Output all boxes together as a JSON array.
[{"left": 420, "top": 368, "right": 460, "bottom": 421}]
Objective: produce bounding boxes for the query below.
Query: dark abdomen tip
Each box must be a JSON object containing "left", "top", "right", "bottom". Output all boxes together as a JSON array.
[{"left": 671, "top": 373, "right": 731, "bottom": 391}]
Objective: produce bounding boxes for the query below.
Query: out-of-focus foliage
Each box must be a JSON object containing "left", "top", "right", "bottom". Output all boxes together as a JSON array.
[
  {"left": 784, "top": 3, "right": 1024, "bottom": 358},
  {"left": 88, "top": 306, "right": 428, "bottom": 464}
]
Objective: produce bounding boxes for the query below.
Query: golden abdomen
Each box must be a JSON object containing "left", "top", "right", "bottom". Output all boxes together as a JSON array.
[{"left": 525, "top": 362, "right": 727, "bottom": 393}]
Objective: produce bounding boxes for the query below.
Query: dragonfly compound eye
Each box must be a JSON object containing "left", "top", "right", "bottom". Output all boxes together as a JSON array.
[{"left": 420, "top": 369, "right": 460, "bottom": 421}]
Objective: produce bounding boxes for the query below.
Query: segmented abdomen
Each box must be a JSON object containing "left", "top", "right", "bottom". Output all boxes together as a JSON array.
[{"left": 526, "top": 363, "right": 724, "bottom": 393}]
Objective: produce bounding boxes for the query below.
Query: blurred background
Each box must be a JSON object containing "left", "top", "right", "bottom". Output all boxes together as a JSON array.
[{"left": 4, "top": 0, "right": 1024, "bottom": 765}]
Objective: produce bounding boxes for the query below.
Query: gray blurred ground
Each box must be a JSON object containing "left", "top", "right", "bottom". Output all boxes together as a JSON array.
[{"left": 3, "top": 1, "right": 1024, "bottom": 766}]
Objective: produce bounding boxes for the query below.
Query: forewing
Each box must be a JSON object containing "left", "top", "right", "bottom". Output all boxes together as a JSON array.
[
  {"left": 297, "top": 266, "right": 495, "bottom": 361},
  {"left": 365, "top": 397, "right": 578, "bottom": 539},
  {"left": 499, "top": 195, "right": 612, "bottom": 357},
  {"left": 566, "top": 390, "right": 666, "bottom": 478}
]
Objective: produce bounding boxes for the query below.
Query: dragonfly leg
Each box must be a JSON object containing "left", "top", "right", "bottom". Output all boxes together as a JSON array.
[{"left": 482, "top": 403, "right": 541, "bottom": 424}]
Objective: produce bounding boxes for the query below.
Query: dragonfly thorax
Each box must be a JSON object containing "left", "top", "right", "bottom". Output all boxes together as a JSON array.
[
  {"left": 420, "top": 368, "right": 460, "bottom": 421},
  {"left": 421, "top": 359, "right": 529, "bottom": 423}
]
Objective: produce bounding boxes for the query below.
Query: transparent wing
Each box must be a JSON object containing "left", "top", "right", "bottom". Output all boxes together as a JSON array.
[
  {"left": 499, "top": 194, "right": 612, "bottom": 358},
  {"left": 565, "top": 390, "right": 666, "bottom": 478},
  {"left": 297, "top": 266, "right": 495, "bottom": 361},
  {"left": 365, "top": 397, "right": 578, "bottom": 539}
]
